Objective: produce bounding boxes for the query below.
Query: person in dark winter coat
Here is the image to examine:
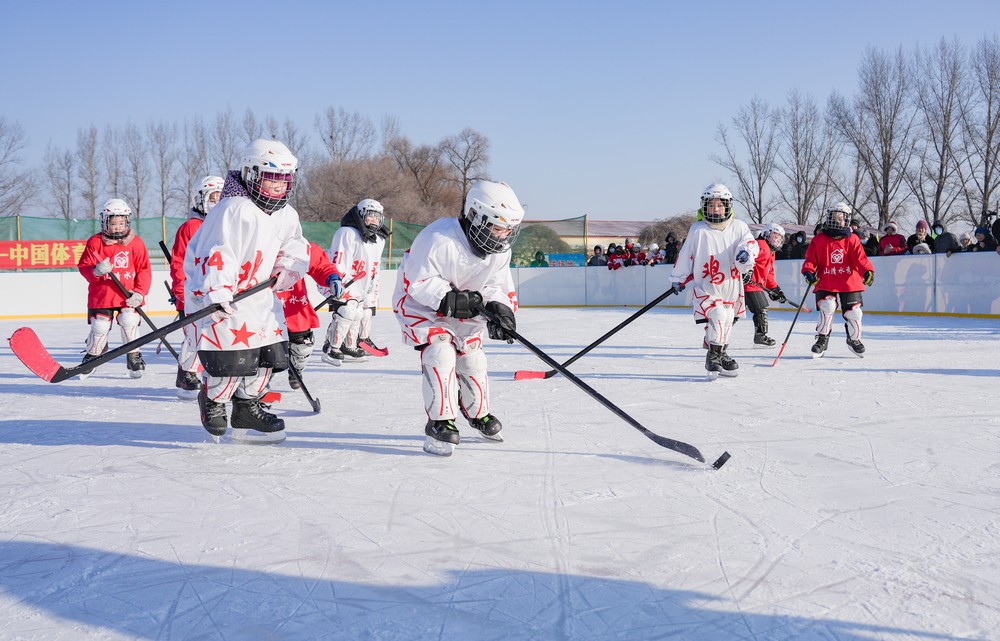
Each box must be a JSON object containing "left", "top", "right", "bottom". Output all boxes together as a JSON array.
[
  {"left": 663, "top": 233, "right": 681, "bottom": 265},
  {"left": 907, "top": 220, "right": 935, "bottom": 253},
  {"left": 932, "top": 220, "right": 961, "bottom": 256},
  {"left": 587, "top": 245, "right": 607, "bottom": 267},
  {"left": 969, "top": 226, "right": 998, "bottom": 252},
  {"left": 857, "top": 229, "right": 881, "bottom": 256}
]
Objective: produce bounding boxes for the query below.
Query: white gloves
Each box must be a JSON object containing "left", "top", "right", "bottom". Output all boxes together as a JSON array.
[
  {"left": 93, "top": 258, "right": 113, "bottom": 277},
  {"left": 272, "top": 268, "right": 302, "bottom": 292},
  {"left": 125, "top": 292, "right": 144, "bottom": 308},
  {"left": 210, "top": 300, "right": 234, "bottom": 323}
]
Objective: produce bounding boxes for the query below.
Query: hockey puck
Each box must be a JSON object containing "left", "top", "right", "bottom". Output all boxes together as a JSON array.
[{"left": 711, "top": 451, "right": 731, "bottom": 469}]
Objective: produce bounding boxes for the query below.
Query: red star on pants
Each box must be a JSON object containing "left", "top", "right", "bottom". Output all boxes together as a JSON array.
[{"left": 230, "top": 322, "right": 254, "bottom": 347}]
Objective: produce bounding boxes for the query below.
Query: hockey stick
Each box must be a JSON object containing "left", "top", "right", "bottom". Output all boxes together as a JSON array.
[
  {"left": 771, "top": 285, "right": 814, "bottom": 367},
  {"left": 158, "top": 240, "right": 172, "bottom": 263},
  {"left": 747, "top": 279, "right": 812, "bottom": 313},
  {"left": 477, "top": 304, "right": 730, "bottom": 468},
  {"left": 311, "top": 273, "right": 364, "bottom": 310},
  {"left": 286, "top": 363, "right": 320, "bottom": 413},
  {"left": 106, "top": 272, "right": 180, "bottom": 360},
  {"left": 514, "top": 286, "right": 679, "bottom": 380},
  {"left": 9, "top": 277, "right": 278, "bottom": 383}
]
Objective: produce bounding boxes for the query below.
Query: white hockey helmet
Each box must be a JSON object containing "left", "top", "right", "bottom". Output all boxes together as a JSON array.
[
  {"left": 239, "top": 139, "right": 298, "bottom": 214},
  {"left": 649, "top": 243, "right": 659, "bottom": 252},
  {"left": 462, "top": 180, "right": 525, "bottom": 255},
  {"left": 761, "top": 222, "right": 786, "bottom": 249},
  {"left": 824, "top": 202, "right": 852, "bottom": 236},
  {"left": 100, "top": 198, "right": 132, "bottom": 240},
  {"left": 357, "top": 198, "right": 384, "bottom": 233},
  {"left": 701, "top": 183, "right": 733, "bottom": 224},
  {"left": 191, "top": 175, "right": 225, "bottom": 215}
]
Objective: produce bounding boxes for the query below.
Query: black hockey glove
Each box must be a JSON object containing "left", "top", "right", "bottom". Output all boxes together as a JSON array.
[
  {"left": 741, "top": 270, "right": 753, "bottom": 285},
  {"left": 863, "top": 270, "right": 875, "bottom": 287},
  {"left": 803, "top": 271, "right": 818, "bottom": 285},
  {"left": 484, "top": 301, "right": 516, "bottom": 343},
  {"left": 768, "top": 287, "right": 786, "bottom": 303},
  {"left": 437, "top": 290, "right": 483, "bottom": 319}
]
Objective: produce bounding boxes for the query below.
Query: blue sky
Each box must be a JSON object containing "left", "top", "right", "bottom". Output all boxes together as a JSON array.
[{"left": 5, "top": 1, "right": 998, "bottom": 221}]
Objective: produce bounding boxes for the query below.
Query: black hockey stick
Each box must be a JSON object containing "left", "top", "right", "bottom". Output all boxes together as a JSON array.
[
  {"left": 747, "top": 278, "right": 812, "bottom": 313},
  {"left": 286, "top": 363, "right": 320, "bottom": 413},
  {"left": 514, "top": 286, "right": 679, "bottom": 380},
  {"left": 106, "top": 271, "right": 180, "bottom": 360},
  {"left": 9, "top": 277, "right": 278, "bottom": 383},
  {"left": 477, "top": 304, "right": 730, "bottom": 468},
  {"left": 771, "top": 284, "right": 814, "bottom": 367},
  {"left": 312, "top": 273, "right": 364, "bottom": 310},
  {"left": 158, "top": 240, "right": 172, "bottom": 263}
]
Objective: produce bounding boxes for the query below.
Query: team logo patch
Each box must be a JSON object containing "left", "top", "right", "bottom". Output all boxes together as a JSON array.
[
  {"left": 831, "top": 248, "right": 845, "bottom": 265},
  {"left": 113, "top": 251, "right": 130, "bottom": 269}
]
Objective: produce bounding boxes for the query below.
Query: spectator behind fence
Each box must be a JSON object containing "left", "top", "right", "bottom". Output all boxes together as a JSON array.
[
  {"left": 879, "top": 221, "right": 908, "bottom": 256},
  {"left": 587, "top": 245, "right": 607, "bottom": 267},
  {"left": 858, "top": 229, "right": 881, "bottom": 256},
  {"left": 781, "top": 231, "right": 809, "bottom": 260},
  {"left": 969, "top": 226, "right": 998, "bottom": 252},
  {"left": 907, "top": 220, "right": 935, "bottom": 254},
  {"left": 529, "top": 250, "right": 549, "bottom": 267},
  {"left": 958, "top": 232, "right": 973, "bottom": 251},
  {"left": 932, "top": 220, "right": 961, "bottom": 256},
  {"left": 607, "top": 245, "right": 625, "bottom": 270},
  {"left": 663, "top": 233, "right": 680, "bottom": 264}
]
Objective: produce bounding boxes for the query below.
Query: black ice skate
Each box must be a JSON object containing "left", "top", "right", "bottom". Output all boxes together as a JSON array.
[
  {"left": 288, "top": 370, "right": 301, "bottom": 389},
  {"left": 230, "top": 396, "right": 286, "bottom": 444},
  {"left": 198, "top": 388, "right": 228, "bottom": 440},
  {"left": 126, "top": 352, "right": 145, "bottom": 379},
  {"left": 423, "top": 419, "right": 460, "bottom": 456},
  {"left": 321, "top": 344, "right": 345, "bottom": 366},
  {"left": 340, "top": 344, "right": 367, "bottom": 361},
  {"left": 811, "top": 334, "right": 830, "bottom": 358},
  {"left": 718, "top": 345, "right": 739, "bottom": 377},
  {"left": 467, "top": 413, "right": 504, "bottom": 441},
  {"left": 753, "top": 333, "right": 776, "bottom": 347},
  {"left": 175, "top": 367, "right": 202, "bottom": 400},
  {"left": 78, "top": 352, "right": 102, "bottom": 380},
  {"left": 752, "top": 314, "right": 775, "bottom": 347}
]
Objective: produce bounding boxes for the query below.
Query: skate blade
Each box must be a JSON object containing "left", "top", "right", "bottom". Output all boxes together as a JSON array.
[
  {"left": 423, "top": 436, "right": 455, "bottom": 456},
  {"left": 129, "top": 370, "right": 143, "bottom": 379},
  {"left": 230, "top": 430, "right": 286, "bottom": 445},
  {"left": 811, "top": 352, "right": 825, "bottom": 359},
  {"left": 478, "top": 432, "right": 504, "bottom": 442},
  {"left": 718, "top": 370, "right": 739, "bottom": 378},
  {"left": 321, "top": 356, "right": 344, "bottom": 366},
  {"left": 176, "top": 389, "right": 200, "bottom": 401},
  {"left": 706, "top": 370, "right": 719, "bottom": 381}
]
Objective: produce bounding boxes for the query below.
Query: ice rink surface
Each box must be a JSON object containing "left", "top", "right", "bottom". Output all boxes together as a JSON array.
[{"left": 1, "top": 306, "right": 998, "bottom": 640}]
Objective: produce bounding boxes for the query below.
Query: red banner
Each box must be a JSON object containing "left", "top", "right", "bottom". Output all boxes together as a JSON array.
[{"left": 0, "top": 240, "right": 88, "bottom": 269}]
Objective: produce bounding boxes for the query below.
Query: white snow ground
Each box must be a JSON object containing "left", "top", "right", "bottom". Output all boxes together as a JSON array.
[{"left": 1, "top": 306, "right": 998, "bottom": 641}]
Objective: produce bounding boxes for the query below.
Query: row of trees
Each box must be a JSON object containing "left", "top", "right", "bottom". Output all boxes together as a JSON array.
[
  {"left": 0, "top": 108, "right": 490, "bottom": 225},
  {"left": 714, "top": 36, "right": 1000, "bottom": 231}
]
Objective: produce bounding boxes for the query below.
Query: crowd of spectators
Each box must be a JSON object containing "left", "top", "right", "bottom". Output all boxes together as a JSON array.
[{"left": 586, "top": 235, "right": 683, "bottom": 269}]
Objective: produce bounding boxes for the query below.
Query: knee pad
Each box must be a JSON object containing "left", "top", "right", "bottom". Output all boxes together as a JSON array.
[
  {"left": 179, "top": 323, "right": 201, "bottom": 372},
  {"left": 843, "top": 304, "right": 863, "bottom": 340},
  {"left": 705, "top": 303, "right": 735, "bottom": 346},
  {"left": 86, "top": 313, "right": 113, "bottom": 354},
  {"left": 330, "top": 301, "right": 362, "bottom": 347},
  {"left": 359, "top": 306, "right": 373, "bottom": 339},
  {"left": 288, "top": 340, "right": 313, "bottom": 371},
  {"left": 457, "top": 342, "right": 489, "bottom": 420},
  {"left": 421, "top": 331, "right": 458, "bottom": 420},
  {"left": 817, "top": 295, "right": 837, "bottom": 334},
  {"left": 117, "top": 308, "right": 141, "bottom": 343}
]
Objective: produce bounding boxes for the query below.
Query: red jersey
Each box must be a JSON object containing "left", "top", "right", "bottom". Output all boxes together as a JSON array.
[
  {"left": 277, "top": 242, "right": 340, "bottom": 333},
  {"left": 744, "top": 238, "right": 778, "bottom": 293},
  {"left": 170, "top": 213, "right": 204, "bottom": 311},
  {"left": 78, "top": 231, "right": 152, "bottom": 309},
  {"left": 802, "top": 232, "right": 873, "bottom": 292}
]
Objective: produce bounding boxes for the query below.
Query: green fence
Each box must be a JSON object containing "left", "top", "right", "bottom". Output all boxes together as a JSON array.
[{"left": 1, "top": 214, "right": 593, "bottom": 270}]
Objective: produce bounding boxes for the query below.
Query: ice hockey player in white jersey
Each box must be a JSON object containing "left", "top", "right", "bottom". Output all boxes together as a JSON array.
[
  {"left": 183, "top": 139, "right": 309, "bottom": 443},
  {"left": 393, "top": 180, "right": 523, "bottom": 456},
  {"left": 671, "top": 183, "right": 758, "bottom": 380},
  {"left": 322, "top": 199, "right": 389, "bottom": 365}
]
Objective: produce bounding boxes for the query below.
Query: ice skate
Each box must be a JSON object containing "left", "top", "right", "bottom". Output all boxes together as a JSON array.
[
  {"left": 340, "top": 343, "right": 367, "bottom": 362},
  {"left": 811, "top": 334, "right": 830, "bottom": 358},
  {"left": 321, "top": 344, "right": 345, "bottom": 366},
  {"left": 230, "top": 396, "right": 286, "bottom": 444},
  {"left": 175, "top": 367, "right": 202, "bottom": 400},
  {"left": 288, "top": 370, "right": 301, "bottom": 389},
  {"left": 753, "top": 333, "right": 776, "bottom": 347},
  {"left": 423, "top": 419, "right": 459, "bottom": 456},
  {"left": 198, "top": 388, "right": 228, "bottom": 441},
  {"left": 358, "top": 337, "right": 389, "bottom": 357},
  {"left": 466, "top": 413, "right": 504, "bottom": 442},
  {"left": 77, "top": 352, "right": 102, "bottom": 380},
  {"left": 718, "top": 346, "right": 739, "bottom": 377},
  {"left": 126, "top": 352, "right": 145, "bottom": 379},
  {"left": 705, "top": 344, "right": 723, "bottom": 381},
  {"left": 846, "top": 337, "right": 866, "bottom": 358}
]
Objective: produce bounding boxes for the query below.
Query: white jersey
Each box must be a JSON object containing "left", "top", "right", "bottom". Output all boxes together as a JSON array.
[
  {"left": 327, "top": 226, "right": 385, "bottom": 307},
  {"left": 393, "top": 218, "right": 517, "bottom": 347},
  {"left": 184, "top": 196, "right": 309, "bottom": 352},
  {"left": 671, "top": 219, "right": 757, "bottom": 320}
]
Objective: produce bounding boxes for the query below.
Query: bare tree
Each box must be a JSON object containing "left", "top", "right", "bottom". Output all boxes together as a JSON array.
[
  {"left": 440, "top": 127, "right": 490, "bottom": 216},
  {"left": 315, "top": 107, "right": 377, "bottom": 162},
  {"left": 387, "top": 135, "right": 450, "bottom": 209},
  {"left": 176, "top": 118, "right": 212, "bottom": 212},
  {"left": 75, "top": 126, "right": 101, "bottom": 219},
  {"left": 102, "top": 126, "right": 124, "bottom": 199},
  {"left": 907, "top": 38, "right": 969, "bottom": 225},
  {"left": 147, "top": 120, "right": 179, "bottom": 218},
  {"left": 44, "top": 144, "right": 75, "bottom": 219},
  {"left": 212, "top": 107, "right": 242, "bottom": 175},
  {"left": 828, "top": 47, "right": 918, "bottom": 227},
  {"left": 774, "top": 90, "right": 837, "bottom": 225},
  {"left": 0, "top": 117, "right": 35, "bottom": 217},
  {"left": 713, "top": 96, "right": 780, "bottom": 223},
  {"left": 242, "top": 108, "right": 264, "bottom": 142},
  {"left": 121, "top": 123, "right": 149, "bottom": 217},
  {"left": 957, "top": 34, "right": 1000, "bottom": 226}
]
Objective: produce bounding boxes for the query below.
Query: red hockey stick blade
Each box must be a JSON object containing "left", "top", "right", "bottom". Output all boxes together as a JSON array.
[
  {"left": 261, "top": 391, "right": 282, "bottom": 404},
  {"left": 771, "top": 343, "right": 788, "bottom": 367},
  {"left": 513, "top": 370, "right": 550, "bottom": 380},
  {"left": 9, "top": 327, "right": 67, "bottom": 383},
  {"left": 358, "top": 342, "right": 389, "bottom": 357}
]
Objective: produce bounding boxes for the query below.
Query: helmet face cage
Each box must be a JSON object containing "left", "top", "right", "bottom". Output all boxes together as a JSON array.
[
  {"left": 762, "top": 223, "right": 785, "bottom": 250},
  {"left": 824, "top": 207, "right": 850, "bottom": 235},
  {"left": 245, "top": 167, "right": 294, "bottom": 213},
  {"left": 702, "top": 196, "right": 732, "bottom": 224},
  {"left": 193, "top": 176, "right": 224, "bottom": 214},
  {"left": 358, "top": 200, "right": 384, "bottom": 234},
  {"left": 465, "top": 207, "right": 521, "bottom": 254},
  {"left": 100, "top": 201, "right": 132, "bottom": 240}
]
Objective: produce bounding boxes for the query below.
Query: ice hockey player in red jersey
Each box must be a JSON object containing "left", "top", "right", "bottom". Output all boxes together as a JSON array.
[
  {"left": 77, "top": 198, "right": 152, "bottom": 379},
  {"left": 801, "top": 202, "right": 875, "bottom": 358},
  {"left": 169, "top": 175, "right": 224, "bottom": 399},
  {"left": 277, "top": 242, "right": 343, "bottom": 389},
  {"left": 393, "top": 180, "right": 523, "bottom": 456},
  {"left": 183, "top": 139, "right": 309, "bottom": 443},
  {"left": 671, "top": 183, "right": 758, "bottom": 380},
  {"left": 744, "top": 222, "right": 788, "bottom": 347}
]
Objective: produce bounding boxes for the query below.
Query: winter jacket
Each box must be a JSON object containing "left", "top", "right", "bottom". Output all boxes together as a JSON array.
[{"left": 880, "top": 233, "right": 908, "bottom": 256}]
